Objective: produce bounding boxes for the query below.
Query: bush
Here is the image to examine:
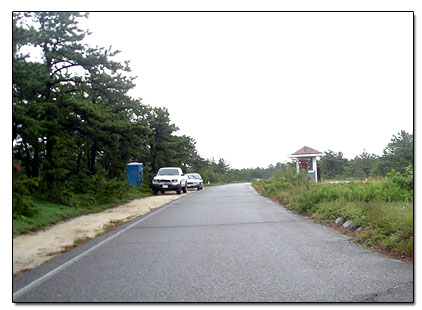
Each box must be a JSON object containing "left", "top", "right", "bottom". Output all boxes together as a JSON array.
[
  {"left": 13, "top": 194, "right": 38, "bottom": 219},
  {"left": 296, "top": 185, "right": 340, "bottom": 212},
  {"left": 272, "top": 167, "right": 310, "bottom": 187},
  {"left": 311, "top": 201, "right": 343, "bottom": 221},
  {"left": 357, "top": 201, "right": 413, "bottom": 256},
  {"left": 388, "top": 165, "right": 414, "bottom": 192},
  {"left": 12, "top": 163, "right": 39, "bottom": 219},
  {"left": 380, "top": 166, "right": 413, "bottom": 202},
  {"left": 262, "top": 181, "right": 288, "bottom": 197}
]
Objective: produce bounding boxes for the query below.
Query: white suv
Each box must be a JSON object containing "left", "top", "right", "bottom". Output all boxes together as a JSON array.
[{"left": 151, "top": 167, "right": 188, "bottom": 195}]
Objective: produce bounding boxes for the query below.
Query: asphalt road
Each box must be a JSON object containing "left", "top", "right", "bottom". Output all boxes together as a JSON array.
[{"left": 13, "top": 183, "right": 414, "bottom": 302}]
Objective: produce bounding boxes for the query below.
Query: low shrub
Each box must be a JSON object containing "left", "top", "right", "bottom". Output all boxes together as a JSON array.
[
  {"left": 12, "top": 164, "right": 39, "bottom": 219},
  {"left": 296, "top": 185, "right": 340, "bottom": 212},
  {"left": 263, "top": 181, "right": 288, "bottom": 197},
  {"left": 388, "top": 165, "right": 414, "bottom": 194}
]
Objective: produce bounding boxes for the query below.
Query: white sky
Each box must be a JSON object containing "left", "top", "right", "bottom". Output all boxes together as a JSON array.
[{"left": 77, "top": 12, "right": 413, "bottom": 169}]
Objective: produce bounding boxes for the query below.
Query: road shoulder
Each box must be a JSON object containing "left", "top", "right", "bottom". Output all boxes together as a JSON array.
[{"left": 13, "top": 192, "right": 192, "bottom": 276}]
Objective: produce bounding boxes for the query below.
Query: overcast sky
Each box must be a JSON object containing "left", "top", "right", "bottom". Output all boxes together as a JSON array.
[{"left": 78, "top": 12, "right": 412, "bottom": 169}]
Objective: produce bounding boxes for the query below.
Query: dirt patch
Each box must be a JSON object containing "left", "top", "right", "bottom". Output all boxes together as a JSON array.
[{"left": 13, "top": 192, "right": 192, "bottom": 277}]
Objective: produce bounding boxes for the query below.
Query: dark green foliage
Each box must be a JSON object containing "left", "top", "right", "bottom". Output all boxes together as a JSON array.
[
  {"left": 12, "top": 12, "right": 203, "bottom": 221},
  {"left": 12, "top": 185, "right": 153, "bottom": 237},
  {"left": 13, "top": 200, "right": 80, "bottom": 236},
  {"left": 13, "top": 12, "right": 265, "bottom": 226},
  {"left": 319, "top": 150, "right": 347, "bottom": 179},
  {"left": 319, "top": 131, "right": 413, "bottom": 180},
  {"left": 296, "top": 185, "right": 340, "bottom": 212},
  {"left": 378, "top": 131, "right": 413, "bottom": 175},
  {"left": 12, "top": 163, "right": 39, "bottom": 219},
  {"left": 387, "top": 165, "right": 413, "bottom": 193},
  {"left": 144, "top": 106, "right": 205, "bottom": 177},
  {"left": 345, "top": 151, "right": 379, "bottom": 179},
  {"left": 379, "top": 166, "right": 413, "bottom": 202}
]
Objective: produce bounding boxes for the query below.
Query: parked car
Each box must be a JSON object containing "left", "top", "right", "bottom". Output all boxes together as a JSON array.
[
  {"left": 151, "top": 167, "right": 188, "bottom": 195},
  {"left": 186, "top": 173, "right": 203, "bottom": 190}
]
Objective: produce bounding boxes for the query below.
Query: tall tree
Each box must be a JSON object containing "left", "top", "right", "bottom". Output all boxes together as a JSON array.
[
  {"left": 13, "top": 12, "right": 149, "bottom": 198},
  {"left": 319, "top": 150, "right": 348, "bottom": 179},
  {"left": 146, "top": 107, "right": 179, "bottom": 173},
  {"left": 376, "top": 130, "right": 413, "bottom": 175},
  {"left": 346, "top": 151, "right": 379, "bottom": 178}
]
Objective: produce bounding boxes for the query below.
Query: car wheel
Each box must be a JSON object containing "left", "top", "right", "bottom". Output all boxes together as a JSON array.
[
  {"left": 183, "top": 183, "right": 187, "bottom": 193},
  {"left": 152, "top": 189, "right": 158, "bottom": 195},
  {"left": 176, "top": 186, "right": 182, "bottom": 195}
]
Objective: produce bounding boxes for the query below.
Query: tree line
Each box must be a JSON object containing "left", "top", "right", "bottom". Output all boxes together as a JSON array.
[
  {"left": 12, "top": 12, "right": 413, "bottom": 215},
  {"left": 319, "top": 130, "right": 413, "bottom": 180},
  {"left": 12, "top": 12, "right": 280, "bottom": 210},
  {"left": 195, "top": 129, "right": 413, "bottom": 183},
  {"left": 12, "top": 12, "right": 208, "bottom": 205}
]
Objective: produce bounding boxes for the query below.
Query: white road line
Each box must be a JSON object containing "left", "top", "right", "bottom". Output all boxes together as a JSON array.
[{"left": 13, "top": 200, "right": 175, "bottom": 300}]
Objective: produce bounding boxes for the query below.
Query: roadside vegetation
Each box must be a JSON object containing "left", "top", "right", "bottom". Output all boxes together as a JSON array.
[
  {"left": 252, "top": 166, "right": 413, "bottom": 259},
  {"left": 11, "top": 12, "right": 298, "bottom": 235},
  {"left": 12, "top": 182, "right": 151, "bottom": 237},
  {"left": 12, "top": 12, "right": 277, "bottom": 232},
  {"left": 12, "top": 12, "right": 414, "bottom": 246}
]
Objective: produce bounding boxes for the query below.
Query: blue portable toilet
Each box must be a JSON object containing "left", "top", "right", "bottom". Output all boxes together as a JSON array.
[{"left": 126, "top": 163, "right": 143, "bottom": 186}]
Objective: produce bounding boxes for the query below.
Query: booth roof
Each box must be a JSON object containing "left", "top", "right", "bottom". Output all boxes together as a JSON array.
[{"left": 289, "top": 146, "right": 325, "bottom": 157}]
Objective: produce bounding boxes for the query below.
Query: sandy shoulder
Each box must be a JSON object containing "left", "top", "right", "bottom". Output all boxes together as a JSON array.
[{"left": 13, "top": 192, "right": 191, "bottom": 276}]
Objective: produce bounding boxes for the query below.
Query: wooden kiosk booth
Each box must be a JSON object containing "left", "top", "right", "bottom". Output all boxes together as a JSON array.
[{"left": 289, "top": 146, "right": 325, "bottom": 183}]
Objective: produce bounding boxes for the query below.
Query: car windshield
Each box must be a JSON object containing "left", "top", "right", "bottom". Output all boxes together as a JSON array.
[
  {"left": 187, "top": 175, "right": 197, "bottom": 179},
  {"left": 157, "top": 169, "right": 179, "bottom": 176}
]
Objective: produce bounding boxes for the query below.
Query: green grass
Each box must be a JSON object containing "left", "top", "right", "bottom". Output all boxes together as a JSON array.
[
  {"left": 252, "top": 176, "right": 414, "bottom": 258},
  {"left": 13, "top": 190, "right": 152, "bottom": 237},
  {"left": 13, "top": 199, "right": 81, "bottom": 236},
  {"left": 310, "top": 199, "right": 413, "bottom": 256}
]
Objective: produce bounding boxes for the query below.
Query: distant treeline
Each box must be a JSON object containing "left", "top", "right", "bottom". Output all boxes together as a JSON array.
[
  {"left": 194, "top": 129, "right": 413, "bottom": 183},
  {"left": 318, "top": 130, "right": 413, "bottom": 180},
  {"left": 13, "top": 13, "right": 413, "bottom": 217}
]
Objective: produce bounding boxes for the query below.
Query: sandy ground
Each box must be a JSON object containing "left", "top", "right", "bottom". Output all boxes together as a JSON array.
[{"left": 13, "top": 192, "right": 192, "bottom": 276}]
